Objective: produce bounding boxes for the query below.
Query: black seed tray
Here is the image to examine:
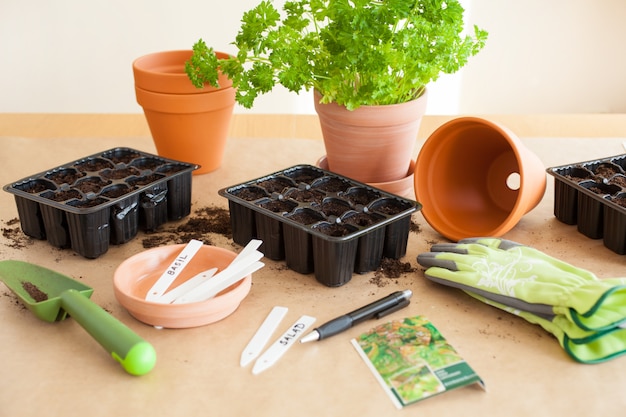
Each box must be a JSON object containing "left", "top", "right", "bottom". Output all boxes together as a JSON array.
[
  {"left": 218, "top": 164, "right": 421, "bottom": 287},
  {"left": 3, "top": 147, "right": 197, "bottom": 259},
  {"left": 547, "top": 154, "right": 626, "bottom": 254}
]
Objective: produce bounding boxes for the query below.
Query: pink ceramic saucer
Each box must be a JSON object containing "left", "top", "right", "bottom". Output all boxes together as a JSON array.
[{"left": 113, "top": 244, "right": 252, "bottom": 329}]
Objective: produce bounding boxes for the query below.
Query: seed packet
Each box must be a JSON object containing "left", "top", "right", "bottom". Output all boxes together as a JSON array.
[{"left": 351, "top": 315, "right": 485, "bottom": 409}]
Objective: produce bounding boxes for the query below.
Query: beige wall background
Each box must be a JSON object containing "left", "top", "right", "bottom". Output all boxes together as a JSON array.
[
  {"left": 461, "top": 0, "right": 626, "bottom": 114},
  {"left": 1, "top": 0, "right": 624, "bottom": 115}
]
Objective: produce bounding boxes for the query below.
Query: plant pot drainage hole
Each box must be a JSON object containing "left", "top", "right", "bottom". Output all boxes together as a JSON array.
[{"left": 506, "top": 172, "right": 521, "bottom": 190}]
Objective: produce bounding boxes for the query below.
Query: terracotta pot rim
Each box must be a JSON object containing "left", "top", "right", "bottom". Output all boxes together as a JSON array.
[
  {"left": 133, "top": 50, "right": 233, "bottom": 94},
  {"left": 135, "top": 85, "right": 232, "bottom": 97},
  {"left": 135, "top": 85, "right": 236, "bottom": 114}
]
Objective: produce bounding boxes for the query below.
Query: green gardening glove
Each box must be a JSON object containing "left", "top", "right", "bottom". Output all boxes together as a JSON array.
[
  {"left": 466, "top": 291, "right": 626, "bottom": 364},
  {"left": 416, "top": 238, "right": 626, "bottom": 332}
]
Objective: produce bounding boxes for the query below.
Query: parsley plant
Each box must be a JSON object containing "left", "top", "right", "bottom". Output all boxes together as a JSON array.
[{"left": 185, "top": 0, "right": 487, "bottom": 110}]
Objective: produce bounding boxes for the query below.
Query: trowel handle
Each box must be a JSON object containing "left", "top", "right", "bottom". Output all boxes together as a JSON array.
[{"left": 60, "top": 289, "right": 156, "bottom": 376}]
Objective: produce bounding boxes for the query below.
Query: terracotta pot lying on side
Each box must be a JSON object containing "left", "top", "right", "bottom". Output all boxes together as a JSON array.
[{"left": 414, "top": 117, "right": 547, "bottom": 241}]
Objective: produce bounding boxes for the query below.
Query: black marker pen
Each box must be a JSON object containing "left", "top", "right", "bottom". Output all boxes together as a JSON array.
[{"left": 300, "top": 289, "right": 412, "bottom": 343}]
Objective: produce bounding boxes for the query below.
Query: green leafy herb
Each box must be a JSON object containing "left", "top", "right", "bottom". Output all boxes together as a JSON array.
[{"left": 185, "top": 0, "right": 488, "bottom": 110}]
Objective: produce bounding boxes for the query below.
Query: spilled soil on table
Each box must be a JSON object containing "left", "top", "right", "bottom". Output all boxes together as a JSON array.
[
  {"left": 142, "top": 205, "right": 232, "bottom": 248},
  {"left": 2, "top": 218, "right": 32, "bottom": 249},
  {"left": 370, "top": 257, "right": 416, "bottom": 287}
]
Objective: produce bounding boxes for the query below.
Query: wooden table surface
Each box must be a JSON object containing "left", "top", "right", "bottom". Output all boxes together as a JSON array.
[{"left": 1, "top": 113, "right": 625, "bottom": 417}]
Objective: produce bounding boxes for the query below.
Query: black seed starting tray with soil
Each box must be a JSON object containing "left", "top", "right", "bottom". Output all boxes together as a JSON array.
[
  {"left": 218, "top": 164, "right": 421, "bottom": 287},
  {"left": 547, "top": 154, "right": 626, "bottom": 255},
  {"left": 3, "top": 147, "right": 197, "bottom": 258}
]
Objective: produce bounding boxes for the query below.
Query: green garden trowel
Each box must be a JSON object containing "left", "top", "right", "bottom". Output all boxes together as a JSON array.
[{"left": 0, "top": 260, "right": 156, "bottom": 376}]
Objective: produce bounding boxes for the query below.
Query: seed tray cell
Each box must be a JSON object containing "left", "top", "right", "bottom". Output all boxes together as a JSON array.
[
  {"left": 547, "top": 154, "right": 626, "bottom": 254},
  {"left": 218, "top": 164, "right": 421, "bottom": 287},
  {"left": 3, "top": 147, "right": 197, "bottom": 258}
]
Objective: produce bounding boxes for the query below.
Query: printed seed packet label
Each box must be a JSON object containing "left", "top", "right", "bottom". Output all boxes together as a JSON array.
[{"left": 351, "top": 315, "right": 485, "bottom": 409}]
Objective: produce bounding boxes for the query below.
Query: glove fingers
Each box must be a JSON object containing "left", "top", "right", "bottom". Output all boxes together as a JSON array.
[
  {"left": 417, "top": 241, "right": 475, "bottom": 270},
  {"left": 426, "top": 243, "right": 469, "bottom": 254},
  {"left": 416, "top": 252, "right": 459, "bottom": 270},
  {"left": 417, "top": 249, "right": 502, "bottom": 272}
]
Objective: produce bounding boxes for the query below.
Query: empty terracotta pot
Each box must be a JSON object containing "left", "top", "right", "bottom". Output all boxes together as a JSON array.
[
  {"left": 414, "top": 117, "right": 546, "bottom": 241},
  {"left": 133, "top": 50, "right": 235, "bottom": 174}
]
